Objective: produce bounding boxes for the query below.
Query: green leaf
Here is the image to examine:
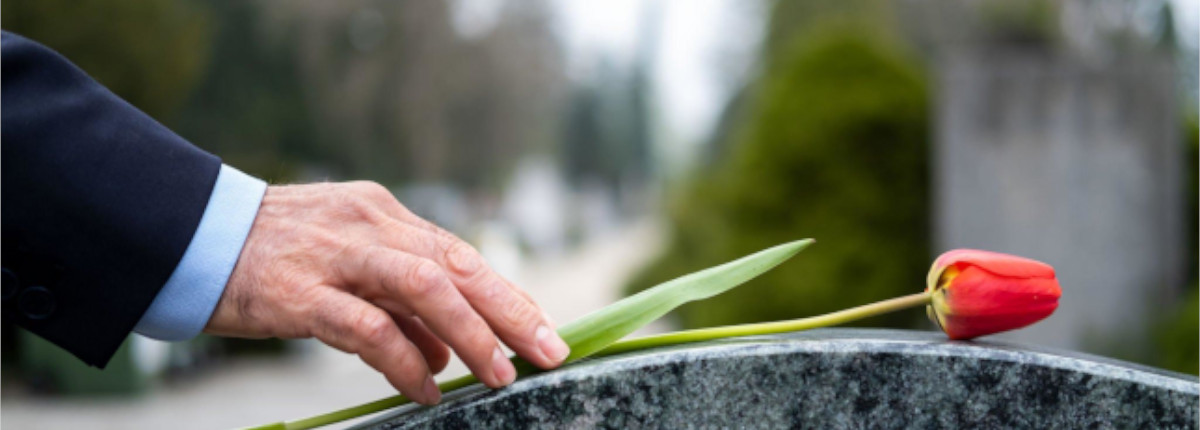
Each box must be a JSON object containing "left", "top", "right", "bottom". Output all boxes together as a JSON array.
[
  {"left": 250, "top": 239, "right": 812, "bottom": 430},
  {"left": 555, "top": 238, "right": 813, "bottom": 361}
]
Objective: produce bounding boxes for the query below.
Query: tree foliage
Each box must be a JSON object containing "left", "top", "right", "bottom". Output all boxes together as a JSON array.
[
  {"left": 626, "top": 25, "right": 930, "bottom": 329},
  {"left": 1152, "top": 117, "right": 1198, "bottom": 376},
  {"left": 1, "top": 0, "right": 211, "bottom": 120}
]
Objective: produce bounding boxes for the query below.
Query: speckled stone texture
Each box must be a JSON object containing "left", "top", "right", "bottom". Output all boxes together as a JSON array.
[{"left": 353, "top": 329, "right": 1199, "bottom": 429}]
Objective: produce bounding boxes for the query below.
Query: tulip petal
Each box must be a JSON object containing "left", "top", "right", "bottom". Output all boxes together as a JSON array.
[
  {"left": 933, "top": 249, "right": 1055, "bottom": 280},
  {"left": 933, "top": 265, "right": 1061, "bottom": 339},
  {"left": 940, "top": 267, "right": 1060, "bottom": 315},
  {"left": 942, "top": 309, "right": 1057, "bottom": 340}
]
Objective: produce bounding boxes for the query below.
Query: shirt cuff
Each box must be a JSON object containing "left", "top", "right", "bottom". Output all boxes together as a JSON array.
[{"left": 134, "top": 164, "right": 267, "bottom": 341}]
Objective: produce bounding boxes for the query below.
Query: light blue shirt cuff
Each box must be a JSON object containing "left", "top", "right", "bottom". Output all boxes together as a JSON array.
[{"left": 134, "top": 164, "right": 267, "bottom": 341}]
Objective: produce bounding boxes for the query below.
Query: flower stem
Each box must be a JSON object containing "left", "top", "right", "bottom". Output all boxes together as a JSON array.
[
  {"left": 277, "top": 376, "right": 479, "bottom": 430},
  {"left": 593, "top": 291, "right": 932, "bottom": 357},
  {"left": 263, "top": 291, "right": 932, "bottom": 430}
]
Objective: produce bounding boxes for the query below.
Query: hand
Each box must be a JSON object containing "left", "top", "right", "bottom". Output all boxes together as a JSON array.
[{"left": 204, "top": 181, "right": 570, "bottom": 405}]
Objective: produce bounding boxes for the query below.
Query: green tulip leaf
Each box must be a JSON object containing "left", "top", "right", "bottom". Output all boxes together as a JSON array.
[{"left": 555, "top": 238, "right": 813, "bottom": 362}]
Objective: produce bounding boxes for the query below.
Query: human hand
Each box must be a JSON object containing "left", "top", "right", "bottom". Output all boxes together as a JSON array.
[{"left": 204, "top": 182, "right": 569, "bottom": 405}]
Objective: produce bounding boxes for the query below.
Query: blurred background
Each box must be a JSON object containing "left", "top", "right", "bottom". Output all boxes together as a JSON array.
[{"left": 1, "top": 0, "right": 1196, "bottom": 428}]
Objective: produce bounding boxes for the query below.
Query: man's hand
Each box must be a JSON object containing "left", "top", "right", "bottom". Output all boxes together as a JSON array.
[{"left": 205, "top": 182, "right": 570, "bottom": 405}]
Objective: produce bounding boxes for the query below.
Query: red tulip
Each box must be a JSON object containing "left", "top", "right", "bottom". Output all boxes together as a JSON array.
[{"left": 925, "top": 249, "right": 1062, "bottom": 340}]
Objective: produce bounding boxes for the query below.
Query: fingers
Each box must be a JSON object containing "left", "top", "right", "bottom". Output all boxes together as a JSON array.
[
  {"left": 396, "top": 315, "right": 451, "bottom": 374},
  {"left": 506, "top": 278, "right": 555, "bottom": 329},
  {"left": 339, "top": 246, "right": 517, "bottom": 388},
  {"left": 372, "top": 298, "right": 450, "bottom": 374},
  {"left": 374, "top": 222, "right": 569, "bottom": 369},
  {"left": 307, "top": 290, "right": 442, "bottom": 405}
]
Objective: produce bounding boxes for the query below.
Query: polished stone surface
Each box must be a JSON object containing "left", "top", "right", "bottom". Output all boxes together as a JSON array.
[{"left": 353, "top": 329, "right": 1200, "bottom": 429}]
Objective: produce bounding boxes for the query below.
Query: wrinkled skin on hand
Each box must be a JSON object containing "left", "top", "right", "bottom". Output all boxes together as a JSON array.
[{"left": 205, "top": 182, "right": 570, "bottom": 405}]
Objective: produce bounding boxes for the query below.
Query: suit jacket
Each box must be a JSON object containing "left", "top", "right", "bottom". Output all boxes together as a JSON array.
[{"left": 2, "top": 31, "right": 221, "bottom": 367}]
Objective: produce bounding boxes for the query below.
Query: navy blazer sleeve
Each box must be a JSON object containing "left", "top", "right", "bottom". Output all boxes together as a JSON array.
[{"left": 1, "top": 31, "right": 222, "bottom": 367}]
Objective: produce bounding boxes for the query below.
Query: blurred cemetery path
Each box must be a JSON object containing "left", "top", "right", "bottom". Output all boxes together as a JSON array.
[{"left": 0, "top": 219, "right": 665, "bottom": 430}]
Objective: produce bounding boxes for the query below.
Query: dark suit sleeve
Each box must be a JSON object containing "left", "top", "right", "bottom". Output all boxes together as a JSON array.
[{"left": 1, "top": 31, "right": 222, "bottom": 367}]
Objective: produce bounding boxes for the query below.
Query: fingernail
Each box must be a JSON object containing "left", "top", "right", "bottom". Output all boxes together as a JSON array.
[
  {"left": 536, "top": 325, "right": 570, "bottom": 364},
  {"left": 492, "top": 347, "right": 516, "bottom": 386},
  {"left": 422, "top": 376, "right": 441, "bottom": 404}
]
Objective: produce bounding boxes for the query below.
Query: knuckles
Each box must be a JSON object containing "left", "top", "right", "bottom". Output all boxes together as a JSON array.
[
  {"left": 348, "top": 180, "right": 394, "bottom": 202},
  {"left": 444, "top": 240, "right": 484, "bottom": 277},
  {"left": 404, "top": 259, "right": 450, "bottom": 298},
  {"left": 498, "top": 293, "right": 539, "bottom": 332},
  {"left": 328, "top": 182, "right": 394, "bottom": 224},
  {"left": 354, "top": 309, "right": 396, "bottom": 347},
  {"left": 338, "top": 193, "right": 384, "bottom": 223}
]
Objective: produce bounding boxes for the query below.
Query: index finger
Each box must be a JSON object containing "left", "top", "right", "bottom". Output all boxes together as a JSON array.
[
  {"left": 377, "top": 221, "right": 569, "bottom": 369},
  {"left": 338, "top": 245, "right": 518, "bottom": 389}
]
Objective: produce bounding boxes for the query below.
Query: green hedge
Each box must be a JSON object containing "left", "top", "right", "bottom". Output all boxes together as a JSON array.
[
  {"left": 1152, "top": 117, "right": 1198, "bottom": 376},
  {"left": 626, "top": 25, "right": 930, "bottom": 329}
]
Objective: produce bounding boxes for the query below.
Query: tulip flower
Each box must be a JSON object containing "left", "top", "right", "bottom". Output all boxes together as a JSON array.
[
  {"left": 924, "top": 249, "right": 1062, "bottom": 340},
  {"left": 252, "top": 245, "right": 1062, "bottom": 430}
]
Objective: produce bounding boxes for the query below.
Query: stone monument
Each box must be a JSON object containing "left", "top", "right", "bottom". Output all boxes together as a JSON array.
[
  {"left": 934, "top": 51, "right": 1183, "bottom": 355},
  {"left": 352, "top": 329, "right": 1199, "bottom": 429}
]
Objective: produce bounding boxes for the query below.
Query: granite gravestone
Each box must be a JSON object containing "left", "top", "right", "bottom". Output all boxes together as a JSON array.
[{"left": 353, "top": 329, "right": 1199, "bottom": 429}]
